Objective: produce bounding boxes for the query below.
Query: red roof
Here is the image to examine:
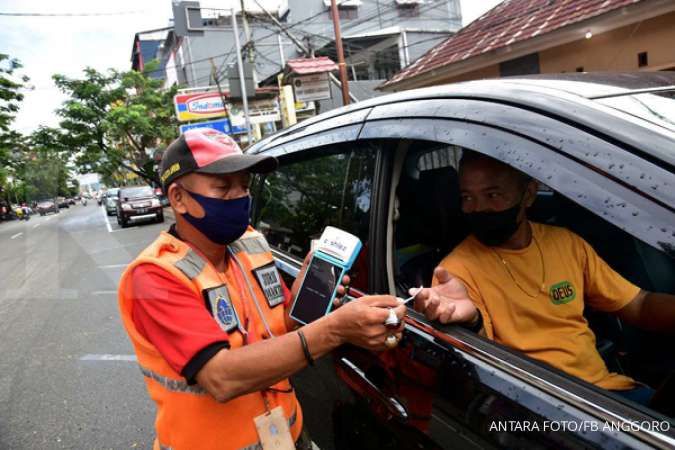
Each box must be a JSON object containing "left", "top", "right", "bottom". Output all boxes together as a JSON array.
[
  {"left": 286, "top": 57, "right": 338, "bottom": 75},
  {"left": 384, "top": 0, "right": 642, "bottom": 87}
]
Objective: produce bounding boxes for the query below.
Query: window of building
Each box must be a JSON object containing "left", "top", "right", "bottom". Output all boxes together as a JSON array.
[
  {"left": 374, "top": 46, "right": 401, "bottom": 80},
  {"left": 397, "top": 3, "right": 420, "bottom": 17},
  {"left": 638, "top": 51, "right": 648, "bottom": 68}
]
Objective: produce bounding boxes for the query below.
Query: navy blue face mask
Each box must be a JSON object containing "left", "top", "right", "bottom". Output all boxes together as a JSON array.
[{"left": 180, "top": 187, "right": 250, "bottom": 245}]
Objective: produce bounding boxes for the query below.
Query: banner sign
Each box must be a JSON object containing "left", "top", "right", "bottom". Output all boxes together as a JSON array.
[
  {"left": 174, "top": 91, "right": 227, "bottom": 122},
  {"left": 178, "top": 117, "right": 247, "bottom": 135},
  {"left": 228, "top": 99, "right": 281, "bottom": 127},
  {"left": 293, "top": 73, "right": 331, "bottom": 102}
]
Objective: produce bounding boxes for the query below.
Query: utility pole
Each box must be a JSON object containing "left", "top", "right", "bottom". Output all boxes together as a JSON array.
[
  {"left": 209, "top": 58, "right": 229, "bottom": 119},
  {"left": 231, "top": 10, "right": 254, "bottom": 146},
  {"left": 239, "top": 0, "right": 254, "bottom": 64},
  {"left": 329, "top": 0, "right": 350, "bottom": 106}
]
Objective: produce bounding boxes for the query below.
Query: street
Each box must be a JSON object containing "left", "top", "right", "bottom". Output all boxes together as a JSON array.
[{"left": 0, "top": 204, "right": 174, "bottom": 449}]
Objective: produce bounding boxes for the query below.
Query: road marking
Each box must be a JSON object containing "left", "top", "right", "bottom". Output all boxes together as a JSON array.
[
  {"left": 92, "top": 290, "right": 118, "bottom": 295},
  {"left": 80, "top": 354, "right": 137, "bottom": 362},
  {"left": 10, "top": 232, "right": 23, "bottom": 239},
  {"left": 46, "top": 216, "right": 53, "bottom": 221},
  {"left": 32, "top": 223, "right": 40, "bottom": 229},
  {"left": 98, "top": 264, "right": 128, "bottom": 269},
  {"left": 100, "top": 205, "right": 112, "bottom": 233}
]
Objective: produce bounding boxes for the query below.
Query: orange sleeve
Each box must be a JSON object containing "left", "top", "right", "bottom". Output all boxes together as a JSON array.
[
  {"left": 435, "top": 253, "right": 494, "bottom": 339},
  {"left": 576, "top": 234, "right": 641, "bottom": 312}
]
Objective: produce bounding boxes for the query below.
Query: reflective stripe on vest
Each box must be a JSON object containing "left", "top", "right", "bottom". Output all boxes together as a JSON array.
[
  {"left": 174, "top": 248, "right": 206, "bottom": 280},
  {"left": 229, "top": 236, "right": 270, "bottom": 256},
  {"left": 140, "top": 366, "right": 206, "bottom": 395}
]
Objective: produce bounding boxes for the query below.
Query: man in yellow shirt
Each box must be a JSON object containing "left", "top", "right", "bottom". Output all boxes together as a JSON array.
[{"left": 413, "top": 151, "right": 675, "bottom": 405}]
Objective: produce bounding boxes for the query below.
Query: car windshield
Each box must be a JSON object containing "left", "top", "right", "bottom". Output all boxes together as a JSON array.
[
  {"left": 120, "top": 186, "right": 153, "bottom": 199},
  {"left": 594, "top": 89, "right": 675, "bottom": 133}
]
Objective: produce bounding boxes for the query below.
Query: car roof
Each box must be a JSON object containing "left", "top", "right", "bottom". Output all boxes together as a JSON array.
[{"left": 248, "top": 72, "right": 675, "bottom": 167}]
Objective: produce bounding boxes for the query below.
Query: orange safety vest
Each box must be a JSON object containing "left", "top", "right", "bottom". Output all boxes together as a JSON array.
[{"left": 118, "top": 226, "right": 303, "bottom": 450}]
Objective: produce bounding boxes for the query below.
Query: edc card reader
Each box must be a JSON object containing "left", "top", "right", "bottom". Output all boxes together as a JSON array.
[{"left": 289, "top": 227, "right": 362, "bottom": 325}]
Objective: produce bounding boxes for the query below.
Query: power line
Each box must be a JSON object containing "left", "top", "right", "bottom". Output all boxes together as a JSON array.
[{"left": 0, "top": 10, "right": 147, "bottom": 17}]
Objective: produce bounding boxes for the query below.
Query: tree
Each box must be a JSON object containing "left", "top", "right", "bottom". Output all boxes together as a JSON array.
[
  {"left": 0, "top": 54, "right": 28, "bottom": 199},
  {"left": 53, "top": 62, "right": 179, "bottom": 186}
]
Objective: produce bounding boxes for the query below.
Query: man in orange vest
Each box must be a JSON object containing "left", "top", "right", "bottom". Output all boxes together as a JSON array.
[{"left": 118, "top": 129, "right": 405, "bottom": 450}]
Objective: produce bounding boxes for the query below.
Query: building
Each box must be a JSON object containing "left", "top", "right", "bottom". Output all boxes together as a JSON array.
[
  {"left": 381, "top": 0, "right": 675, "bottom": 92},
  {"left": 159, "top": 0, "right": 463, "bottom": 91},
  {"left": 131, "top": 27, "right": 173, "bottom": 80}
]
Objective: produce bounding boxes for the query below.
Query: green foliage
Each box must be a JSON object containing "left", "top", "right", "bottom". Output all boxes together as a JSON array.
[
  {"left": 0, "top": 53, "right": 28, "bottom": 133},
  {"left": 53, "top": 63, "right": 179, "bottom": 185}
]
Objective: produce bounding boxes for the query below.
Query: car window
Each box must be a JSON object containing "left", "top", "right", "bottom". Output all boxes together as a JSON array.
[
  {"left": 253, "top": 144, "right": 377, "bottom": 291},
  {"left": 120, "top": 186, "right": 153, "bottom": 199},
  {"left": 391, "top": 139, "right": 675, "bottom": 423}
]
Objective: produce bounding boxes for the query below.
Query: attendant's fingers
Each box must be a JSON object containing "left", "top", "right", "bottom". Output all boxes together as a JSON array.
[{"left": 341, "top": 275, "right": 350, "bottom": 286}]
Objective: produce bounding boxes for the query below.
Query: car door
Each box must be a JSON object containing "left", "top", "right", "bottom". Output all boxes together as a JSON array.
[{"left": 342, "top": 98, "right": 675, "bottom": 449}]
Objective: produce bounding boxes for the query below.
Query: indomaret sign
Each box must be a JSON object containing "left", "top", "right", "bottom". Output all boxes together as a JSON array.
[{"left": 174, "top": 91, "right": 227, "bottom": 122}]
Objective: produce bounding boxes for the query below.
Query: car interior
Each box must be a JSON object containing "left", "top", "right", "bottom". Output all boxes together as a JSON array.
[{"left": 391, "top": 140, "right": 675, "bottom": 417}]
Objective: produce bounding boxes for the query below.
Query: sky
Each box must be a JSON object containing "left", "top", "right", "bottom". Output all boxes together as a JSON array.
[{"left": 1, "top": 0, "right": 504, "bottom": 135}]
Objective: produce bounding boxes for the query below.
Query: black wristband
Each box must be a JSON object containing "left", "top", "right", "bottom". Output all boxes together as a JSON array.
[
  {"left": 465, "top": 310, "right": 483, "bottom": 333},
  {"left": 297, "top": 330, "right": 315, "bottom": 366}
]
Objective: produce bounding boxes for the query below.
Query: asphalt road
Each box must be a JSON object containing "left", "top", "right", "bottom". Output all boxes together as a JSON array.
[{"left": 0, "top": 204, "right": 175, "bottom": 449}]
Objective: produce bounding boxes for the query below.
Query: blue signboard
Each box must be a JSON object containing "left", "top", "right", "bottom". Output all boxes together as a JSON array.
[{"left": 178, "top": 118, "right": 249, "bottom": 135}]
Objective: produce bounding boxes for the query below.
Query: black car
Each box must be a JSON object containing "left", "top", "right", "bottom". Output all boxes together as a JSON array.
[
  {"left": 247, "top": 73, "right": 675, "bottom": 449},
  {"left": 116, "top": 185, "right": 164, "bottom": 227},
  {"left": 56, "top": 197, "right": 70, "bottom": 208}
]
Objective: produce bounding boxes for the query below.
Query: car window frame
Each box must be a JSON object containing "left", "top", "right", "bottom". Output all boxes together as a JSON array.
[{"left": 251, "top": 141, "right": 385, "bottom": 293}]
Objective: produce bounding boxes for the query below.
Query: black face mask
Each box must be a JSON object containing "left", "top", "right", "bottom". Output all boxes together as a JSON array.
[{"left": 464, "top": 199, "right": 524, "bottom": 247}]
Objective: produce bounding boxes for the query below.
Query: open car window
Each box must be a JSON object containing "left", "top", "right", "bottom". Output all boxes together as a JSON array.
[{"left": 390, "top": 138, "right": 675, "bottom": 425}]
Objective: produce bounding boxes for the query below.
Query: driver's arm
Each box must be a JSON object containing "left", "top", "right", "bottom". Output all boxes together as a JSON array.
[{"left": 614, "top": 290, "right": 675, "bottom": 333}]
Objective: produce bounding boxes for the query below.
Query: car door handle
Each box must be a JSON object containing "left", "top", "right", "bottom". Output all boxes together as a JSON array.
[{"left": 338, "top": 357, "right": 409, "bottom": 422}]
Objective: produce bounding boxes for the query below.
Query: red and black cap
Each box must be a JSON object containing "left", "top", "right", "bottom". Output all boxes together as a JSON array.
[{"left": 159, "top": 129, "right": 277, "bottom": 190}]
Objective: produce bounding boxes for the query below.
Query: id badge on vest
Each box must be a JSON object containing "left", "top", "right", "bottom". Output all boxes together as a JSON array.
[
  {"left": 253, "top": 263, "right": 285, "bottom": 308},
  {"left": 254, "top": 406, "right": 295, "bottom": 450}
]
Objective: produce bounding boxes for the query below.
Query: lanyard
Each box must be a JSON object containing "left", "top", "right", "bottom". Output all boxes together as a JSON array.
[{"left": 225, "top": 255, "right": 276, "bottom": 412}]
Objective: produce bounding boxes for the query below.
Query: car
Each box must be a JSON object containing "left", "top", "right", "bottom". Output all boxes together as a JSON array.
[
  {"left": 56, "top": 197, "right": 69, "bottom": 208},
  {"left": 67, "top": 197, "right": 76, "bottom": 205},
  {"left": 104, "top": 188, "right": 120, "bottom": 216},
  {"left": 246, "top": 73, "right": 675, "bottom": 449},
  {"left": 116, "top": 185, "right": 163, "bottom": 227},
  {"left": 36, "top": 200, "right": 59, "bottom": 216}
]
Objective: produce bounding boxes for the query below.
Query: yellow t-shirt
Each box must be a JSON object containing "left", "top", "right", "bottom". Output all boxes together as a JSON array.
[{"left": 436, "top": 222, "right": 640, "bottom": 391}]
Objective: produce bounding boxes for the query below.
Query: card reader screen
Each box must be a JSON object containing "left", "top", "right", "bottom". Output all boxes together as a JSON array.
[{"left": 292, "top": 257, "right": 341, "bottom": 324}]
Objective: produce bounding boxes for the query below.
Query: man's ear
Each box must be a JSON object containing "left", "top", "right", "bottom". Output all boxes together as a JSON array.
[
  {"left": 524, "top": 178, "right": 538, "bottom": 208},
  {"left": 168, "top": 183, "right": 188, "bottom": 214}
]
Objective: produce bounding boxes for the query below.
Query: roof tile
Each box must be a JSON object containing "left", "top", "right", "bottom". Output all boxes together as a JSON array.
[{"left": 385, "top": 0, "right": 642, "bottom": 87}]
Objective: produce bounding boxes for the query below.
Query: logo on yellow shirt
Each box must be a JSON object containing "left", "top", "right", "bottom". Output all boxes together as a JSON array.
[{"left": 549, "top": 281, "right": 576, "bottom": 305}]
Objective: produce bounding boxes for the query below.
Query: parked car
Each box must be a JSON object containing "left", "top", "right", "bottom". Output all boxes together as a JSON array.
[
  {"left": 247, "top": 73, "right": 675, "bottom": 449},
  {"left": 116, "top": 185, "right": 163, "bottom": 227},
  {"left": 67, "top": 197, "right": 76, "bottom": 205},
  {"left": 104, "top": 188, "right": 120, "bottom": 216},
  {"left": 36, "top": 199, "right": 59, "bottom": 216},
  {"left": 56, "top": 197, "right": 69, "bottom": 208}
]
